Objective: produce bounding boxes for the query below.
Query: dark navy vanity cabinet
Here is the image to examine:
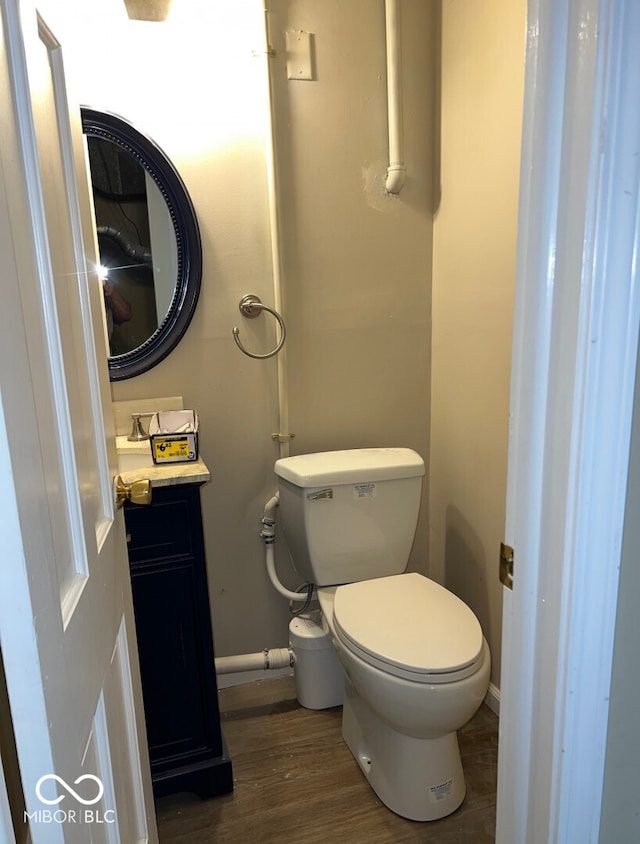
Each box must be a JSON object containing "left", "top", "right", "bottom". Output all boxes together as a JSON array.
[{"left": 124, "top": 482, "right": 233, "bottom": 799}]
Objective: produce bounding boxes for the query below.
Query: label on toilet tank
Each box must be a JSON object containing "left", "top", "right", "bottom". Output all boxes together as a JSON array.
[{"left": 353, "top": 482, "right": 376, "bottom": 499}]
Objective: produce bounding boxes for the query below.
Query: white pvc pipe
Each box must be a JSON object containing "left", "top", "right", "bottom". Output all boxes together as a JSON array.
[
  {"left": 215, "top": 648, "right": 293, "bottom": 676},
  {"left": 266, "top": 543, "right": 311, "bottom": 602},
  {"left": 261, "top": 493, "right": 313, "bottom": 602},
  {"left": 263, "top": 492, "right": 279, "bottom": 520},
  {"left": 262, "top": 8, "right": 292, "bottom": 458},
  {"left": 385, "top": 0, "right": 406, "bottom": 194}
]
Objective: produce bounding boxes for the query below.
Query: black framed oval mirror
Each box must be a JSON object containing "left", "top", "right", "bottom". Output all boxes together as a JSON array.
[{"left": 82, "top": 108, "right": 202, "bottom": 381}]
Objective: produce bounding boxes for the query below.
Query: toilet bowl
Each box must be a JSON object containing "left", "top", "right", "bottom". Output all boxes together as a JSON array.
[
  {"left": 316, "top": 574, "right": 490, "bottom": 821},
  {"left": 274, "top": 448, "right": 491, "bottom": 821}
]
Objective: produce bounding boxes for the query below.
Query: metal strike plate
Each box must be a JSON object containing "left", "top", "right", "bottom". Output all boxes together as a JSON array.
[{"left": 500, "top": 542, "right": 514, "bottom": 590}]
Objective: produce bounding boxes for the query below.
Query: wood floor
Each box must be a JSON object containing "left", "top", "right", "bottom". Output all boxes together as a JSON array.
[{"left": 155, "top": 675, "right": 498, "bottom": 843}]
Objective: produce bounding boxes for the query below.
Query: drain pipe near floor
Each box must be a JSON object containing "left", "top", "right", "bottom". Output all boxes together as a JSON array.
[
  {"left": 213, "top": 494, "right": 310, "bottom": 678},
  {"left": 215, "top": 647, "right": 293, "bottom": 676}
]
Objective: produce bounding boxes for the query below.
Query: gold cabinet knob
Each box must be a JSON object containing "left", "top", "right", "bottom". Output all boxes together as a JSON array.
[{"left": 115, "top": 476, "right": 152, "bottom": 509}]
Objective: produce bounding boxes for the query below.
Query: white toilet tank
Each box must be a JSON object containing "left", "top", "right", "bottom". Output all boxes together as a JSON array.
[{"left": 274, "top": 448, "right": 425, "bottom": 587}]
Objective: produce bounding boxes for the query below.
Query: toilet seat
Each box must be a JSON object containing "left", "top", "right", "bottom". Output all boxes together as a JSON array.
[{"left": 332, "top": 572, "right": 484, "bottom": 684}]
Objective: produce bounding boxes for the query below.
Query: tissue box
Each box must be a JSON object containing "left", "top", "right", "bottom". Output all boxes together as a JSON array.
[{"left": 149, "top": 410, "right": 199, "bottom": 464}]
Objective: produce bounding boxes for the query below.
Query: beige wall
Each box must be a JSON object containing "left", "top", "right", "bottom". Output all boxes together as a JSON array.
[
  {"left": 65, "top": 0, "right": 292, "bottom": 656},
  {"left": 269, "top": 0, "right": 436, "bottom": 576},
  {"left": 65, "top": 0, "right": 435, "bottom": 657},
  {"left": 64, "top": 0, "right": 524, "bottom": 691},
  {"left": 430, "top": 0, "right": 526, "bottom": 688}
]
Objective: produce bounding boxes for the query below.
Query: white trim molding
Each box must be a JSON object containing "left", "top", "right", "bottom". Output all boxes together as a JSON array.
[
  {"left": 497, "top": 1, "right": 640, "bottom": 842},
  {"left": 484, "top": 682, "right": 500, "bottom": 718}
]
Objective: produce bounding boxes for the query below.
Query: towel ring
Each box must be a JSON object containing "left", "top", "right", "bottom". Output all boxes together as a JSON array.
[{"left": 232, "top": 294, "right": 286, "bottom": 360}]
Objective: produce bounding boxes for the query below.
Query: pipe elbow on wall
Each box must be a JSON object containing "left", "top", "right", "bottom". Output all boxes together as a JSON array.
[
  {"left": 385, "top": 164, "right": 406, "bottom": 194},
  {"left": 263, "top": 492, "right": 280, "bottom": 520}
]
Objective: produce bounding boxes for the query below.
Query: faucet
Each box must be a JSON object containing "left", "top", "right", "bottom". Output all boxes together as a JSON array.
[{"left": 127, "top": 412, "right": 154, "bottom": 442}]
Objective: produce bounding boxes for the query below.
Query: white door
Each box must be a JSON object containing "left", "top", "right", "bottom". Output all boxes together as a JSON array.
[
  {"left": 0, "top": 1, "right": 156, "bottom": 842},
  {"left": 496, "top": 1, "right": 640, "bottom": 841}
]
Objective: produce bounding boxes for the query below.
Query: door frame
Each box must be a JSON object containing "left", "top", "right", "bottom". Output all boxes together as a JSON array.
[
  {"left": 1, "top": 0, "right": 638, "bottom": 839},
  {"left": 497, "top": 0, "right": 640, "bottom": 841}
]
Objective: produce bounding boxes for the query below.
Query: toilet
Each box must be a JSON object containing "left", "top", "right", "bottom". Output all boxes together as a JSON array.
[{"left": 274, "top": 447, "right": 490, "bottom": 822}]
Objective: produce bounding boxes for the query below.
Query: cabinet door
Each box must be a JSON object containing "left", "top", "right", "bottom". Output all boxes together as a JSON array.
[
  {"left": 125, "top": 484, "right": 231, "bottom": 797},
  {"left": 130, "top": 557, "right": 222, "bottom": 768}
]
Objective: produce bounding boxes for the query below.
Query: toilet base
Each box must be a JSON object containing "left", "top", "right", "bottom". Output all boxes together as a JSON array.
[{"left": 341, "top": 679, "right": 466, "bottom": 821}]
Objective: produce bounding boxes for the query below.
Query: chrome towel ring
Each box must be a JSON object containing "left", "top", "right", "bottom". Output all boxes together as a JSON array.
[{"left": 232, "top": 294, "right": 286, "bottom": 359}]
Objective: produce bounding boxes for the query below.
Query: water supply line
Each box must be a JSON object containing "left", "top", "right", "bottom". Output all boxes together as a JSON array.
[
  {"left": 261, "top": 493, "right": 314, "bottom": 604},
  {"left": 385, "top": 0, "right": 406, "bottom": 194}
]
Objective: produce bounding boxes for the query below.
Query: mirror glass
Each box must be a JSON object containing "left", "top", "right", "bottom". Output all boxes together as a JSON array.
[{"left": 82, "top": 108, "right": 202, "bottom": 381}]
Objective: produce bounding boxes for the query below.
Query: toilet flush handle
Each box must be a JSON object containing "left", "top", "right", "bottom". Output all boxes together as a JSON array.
[{"left": 307, "top": 488, "right": 333, "bottom": 500}]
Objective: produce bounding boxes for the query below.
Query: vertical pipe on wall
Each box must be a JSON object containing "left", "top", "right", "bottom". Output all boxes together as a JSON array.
[
  {"left": 385, "top": 0, "right": 406, "bottom": 194},
  {"left": 263, "top": 5, "right": 291, "bottom": 458}
]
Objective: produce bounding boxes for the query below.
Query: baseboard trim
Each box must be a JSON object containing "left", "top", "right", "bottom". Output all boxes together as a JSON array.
[
  {"left": 217, "top": 668, "right": 501, "bottom": 719},
  {"left": 484, "top": 682, "right": 500, "bottom": 716}
]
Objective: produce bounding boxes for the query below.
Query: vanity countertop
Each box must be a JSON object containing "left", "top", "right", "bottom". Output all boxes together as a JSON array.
[
  {"left": 118, "top": 457, "right": 211, "bottom": 489},
  {"left": 116, "top": 435, "right": 210, "bottom": 488}
]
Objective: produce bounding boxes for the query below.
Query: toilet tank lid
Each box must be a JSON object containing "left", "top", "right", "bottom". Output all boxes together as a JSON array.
[{"left": 275, "top": 447, "right": 425, "bottom": 487}]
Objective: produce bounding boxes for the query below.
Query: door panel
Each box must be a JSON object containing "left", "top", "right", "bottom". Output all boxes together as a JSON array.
[
  {"left": 30, "top": 11, "right": 96, "bottom": 619},
  {"left": 0, "top": 1, "right": 156, "bottom": 841}
]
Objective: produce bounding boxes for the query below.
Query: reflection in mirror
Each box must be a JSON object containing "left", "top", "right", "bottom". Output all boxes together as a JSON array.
[
  {"left": 82, "top": 108, "right": 202, "bottom": 381},
  {"left": 88, "top": 134, "right": 177, "bottom": 355}
]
